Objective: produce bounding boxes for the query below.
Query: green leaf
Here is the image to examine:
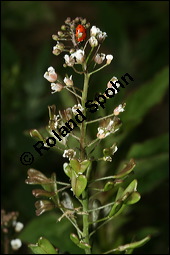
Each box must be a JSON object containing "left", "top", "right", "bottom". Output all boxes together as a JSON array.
[
  {"left": 38, "top": 237, "right": 58, "bottom": 254},
  {"left": 28, "top": 237, "right": 58, "bottom": 254},
  {"left": 123, "top": 67, "right": 169, "bottom": 124},
  {"left": 70, "top": 159, "right": 80, "bottom": 173},
  {"left": 70, "top": 159, "right": 90, "bottom": 174},
  {"left": 63, "top": 163, "right": 72, "bottom": 178},
  {"left": 28, "top": 244, "right": 45, "bottom": 254},
  {"left": 71, "top": 171, "right": 87, "bottom": 197},
  {"left": 125, "top": 153, "right": 169, "bottom": 194},
  {"left": 80, "top": 160, "right": 91, "bottom": 173},
  {"left": 127, "top": 133, "right": 169, "bottom": 159}
]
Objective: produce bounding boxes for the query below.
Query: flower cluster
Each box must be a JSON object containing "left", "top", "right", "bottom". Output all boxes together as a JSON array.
[
  {"left": 1, "top": 209, "right": 24, "bottom": 251},
  {"left": 44, "top": 17, "right": 113, "bottom": 94}
]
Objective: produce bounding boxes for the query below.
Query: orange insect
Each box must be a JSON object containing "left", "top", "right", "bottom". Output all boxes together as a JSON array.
[{"left": 75, "top": 24, "right": 86, "bottom": 42}]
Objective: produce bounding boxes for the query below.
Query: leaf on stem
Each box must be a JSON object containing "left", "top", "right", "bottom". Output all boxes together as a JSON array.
[
  {"left": 71, "top": 171, "right": 87, "bottom": 197},
  {"left": 28, "top": 236, "right": 58, "bottom": 254},
  {"left": 70, "top": 159, "right": 90, "bottom": 174}
]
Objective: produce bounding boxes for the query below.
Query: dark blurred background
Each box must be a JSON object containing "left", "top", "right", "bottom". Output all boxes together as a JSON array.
[{"left": 1, "top": 1, "right": 169, "bottom": 254}]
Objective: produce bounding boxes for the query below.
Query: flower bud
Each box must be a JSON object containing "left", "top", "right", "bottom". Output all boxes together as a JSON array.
[
  {"left": 61, "top": 25, "right": 67, "bottom": 31},
  {"left": 53, "top": 43, "right": 64, "bottom": 56},
  {"left": 58, "top": 31, "right": 64, "bottom": 37},
  {"left": 106, "top": 54, "right": 113, "bottom": 64},
  {"left": 82, "top": 18, "right": 86, "bottom": 25},
  {"left": 65, "top": 17, "right": 71, "bottom": 24},
  {"left": 75, "top": 17, "right": 80, "bottom": 23},
  {"left": 89, "top": 36, "right": 98, "bottom": 47},
  {"left": 90, "top": 26, "right": 100, "bottom": 37},
  {"left": 52, "top": 34, "right": 59, "bottom": 41},
  {"left": 64, "top": 75, "right": 73, "bottom": 86},
  {"left": 86, "top": 22, "right": 91, "bottom": 28}
]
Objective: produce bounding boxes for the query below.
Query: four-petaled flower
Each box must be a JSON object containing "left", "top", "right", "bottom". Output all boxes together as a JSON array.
[
  {"left": 51, "top": 83, "right": 63, "bottom": 94},
  {"left": 44, "top": 66, "right": 57, "bottom": 83}
]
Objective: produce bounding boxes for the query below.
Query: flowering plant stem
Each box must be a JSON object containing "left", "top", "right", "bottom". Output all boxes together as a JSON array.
[
  {"left": 26, "top": 17, "right": 150, "bottom": 254},
  {"left": 80, "top": 71, "right": 91, "bottom": 253}
]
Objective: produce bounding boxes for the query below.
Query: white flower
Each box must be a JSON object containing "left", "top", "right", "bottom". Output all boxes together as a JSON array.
[
  {"left": 90, "top": 26, "right": 100, "bottom": 37},
  {"left": 51, "top": 83, "right": 63, "bottom": 94},
  {"left": 106, "top": 76, "right": 120, "bottom": 96},
  {"left": 15, "top": 222, "right": 24, "bottom": 232},
  {"left": 71, "top": 49, "right": 85, "bottom": 64},
  {"left": 63, "top": 149, "right": 76, "bottom": 160},
  {"left": 94, "top": 53, "right": 105, "bottom": 64},
  {"left": 11, "top": 239, "right": 22, "bottom": 251},
  {"left": 89, "top": 36, "right": 98, "bottom": 47},
  {"left": 106, "top": 54, "right": 113, "bottom": 64},
  {"left": 114, "top": 104, "right": 125, "bottom": 116},
  {"left": 64, "top": 54, "right": 75, "bottom": 67},
  {"left": 97, "top": 31, "right": 107, "bottom": 42},
  {"left": 64, "top": 75, "right": 73, "bottom": 86},
  {"left": 97, "top": 119, "right": 119, "bottom": 139},
  {"left": 72, "top": 104, "right": 84, "bottom": 115},
  {"left": 44, "top": 66, "right": 57, "bottom": 83},
  {"left": 97, "top": 127, "right": 109, "bottom": 139}
]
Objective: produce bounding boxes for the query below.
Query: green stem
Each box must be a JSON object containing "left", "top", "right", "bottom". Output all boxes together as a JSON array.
[
  {"left": 86, "top": 113, "right": 115, "bottom": 125},
  {"left": 86, "top": 47, "right": 94, "bottom": 65},
  {"left": 80, "top": 71, "right": 91, "bottom": 254},
  {"left": 89, "top": 63, "right": 108, "bottom": 76},
  {"left": 89, "top": 175, "right": 115, "bottom": 184},
  {"left": 65, "top": 87, "right": 82, "bottom": 100}
]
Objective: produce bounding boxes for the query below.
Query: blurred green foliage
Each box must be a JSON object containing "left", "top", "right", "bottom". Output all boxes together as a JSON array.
[{"left": 1, "top": 1, "right": 169, "bottom": 254}]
